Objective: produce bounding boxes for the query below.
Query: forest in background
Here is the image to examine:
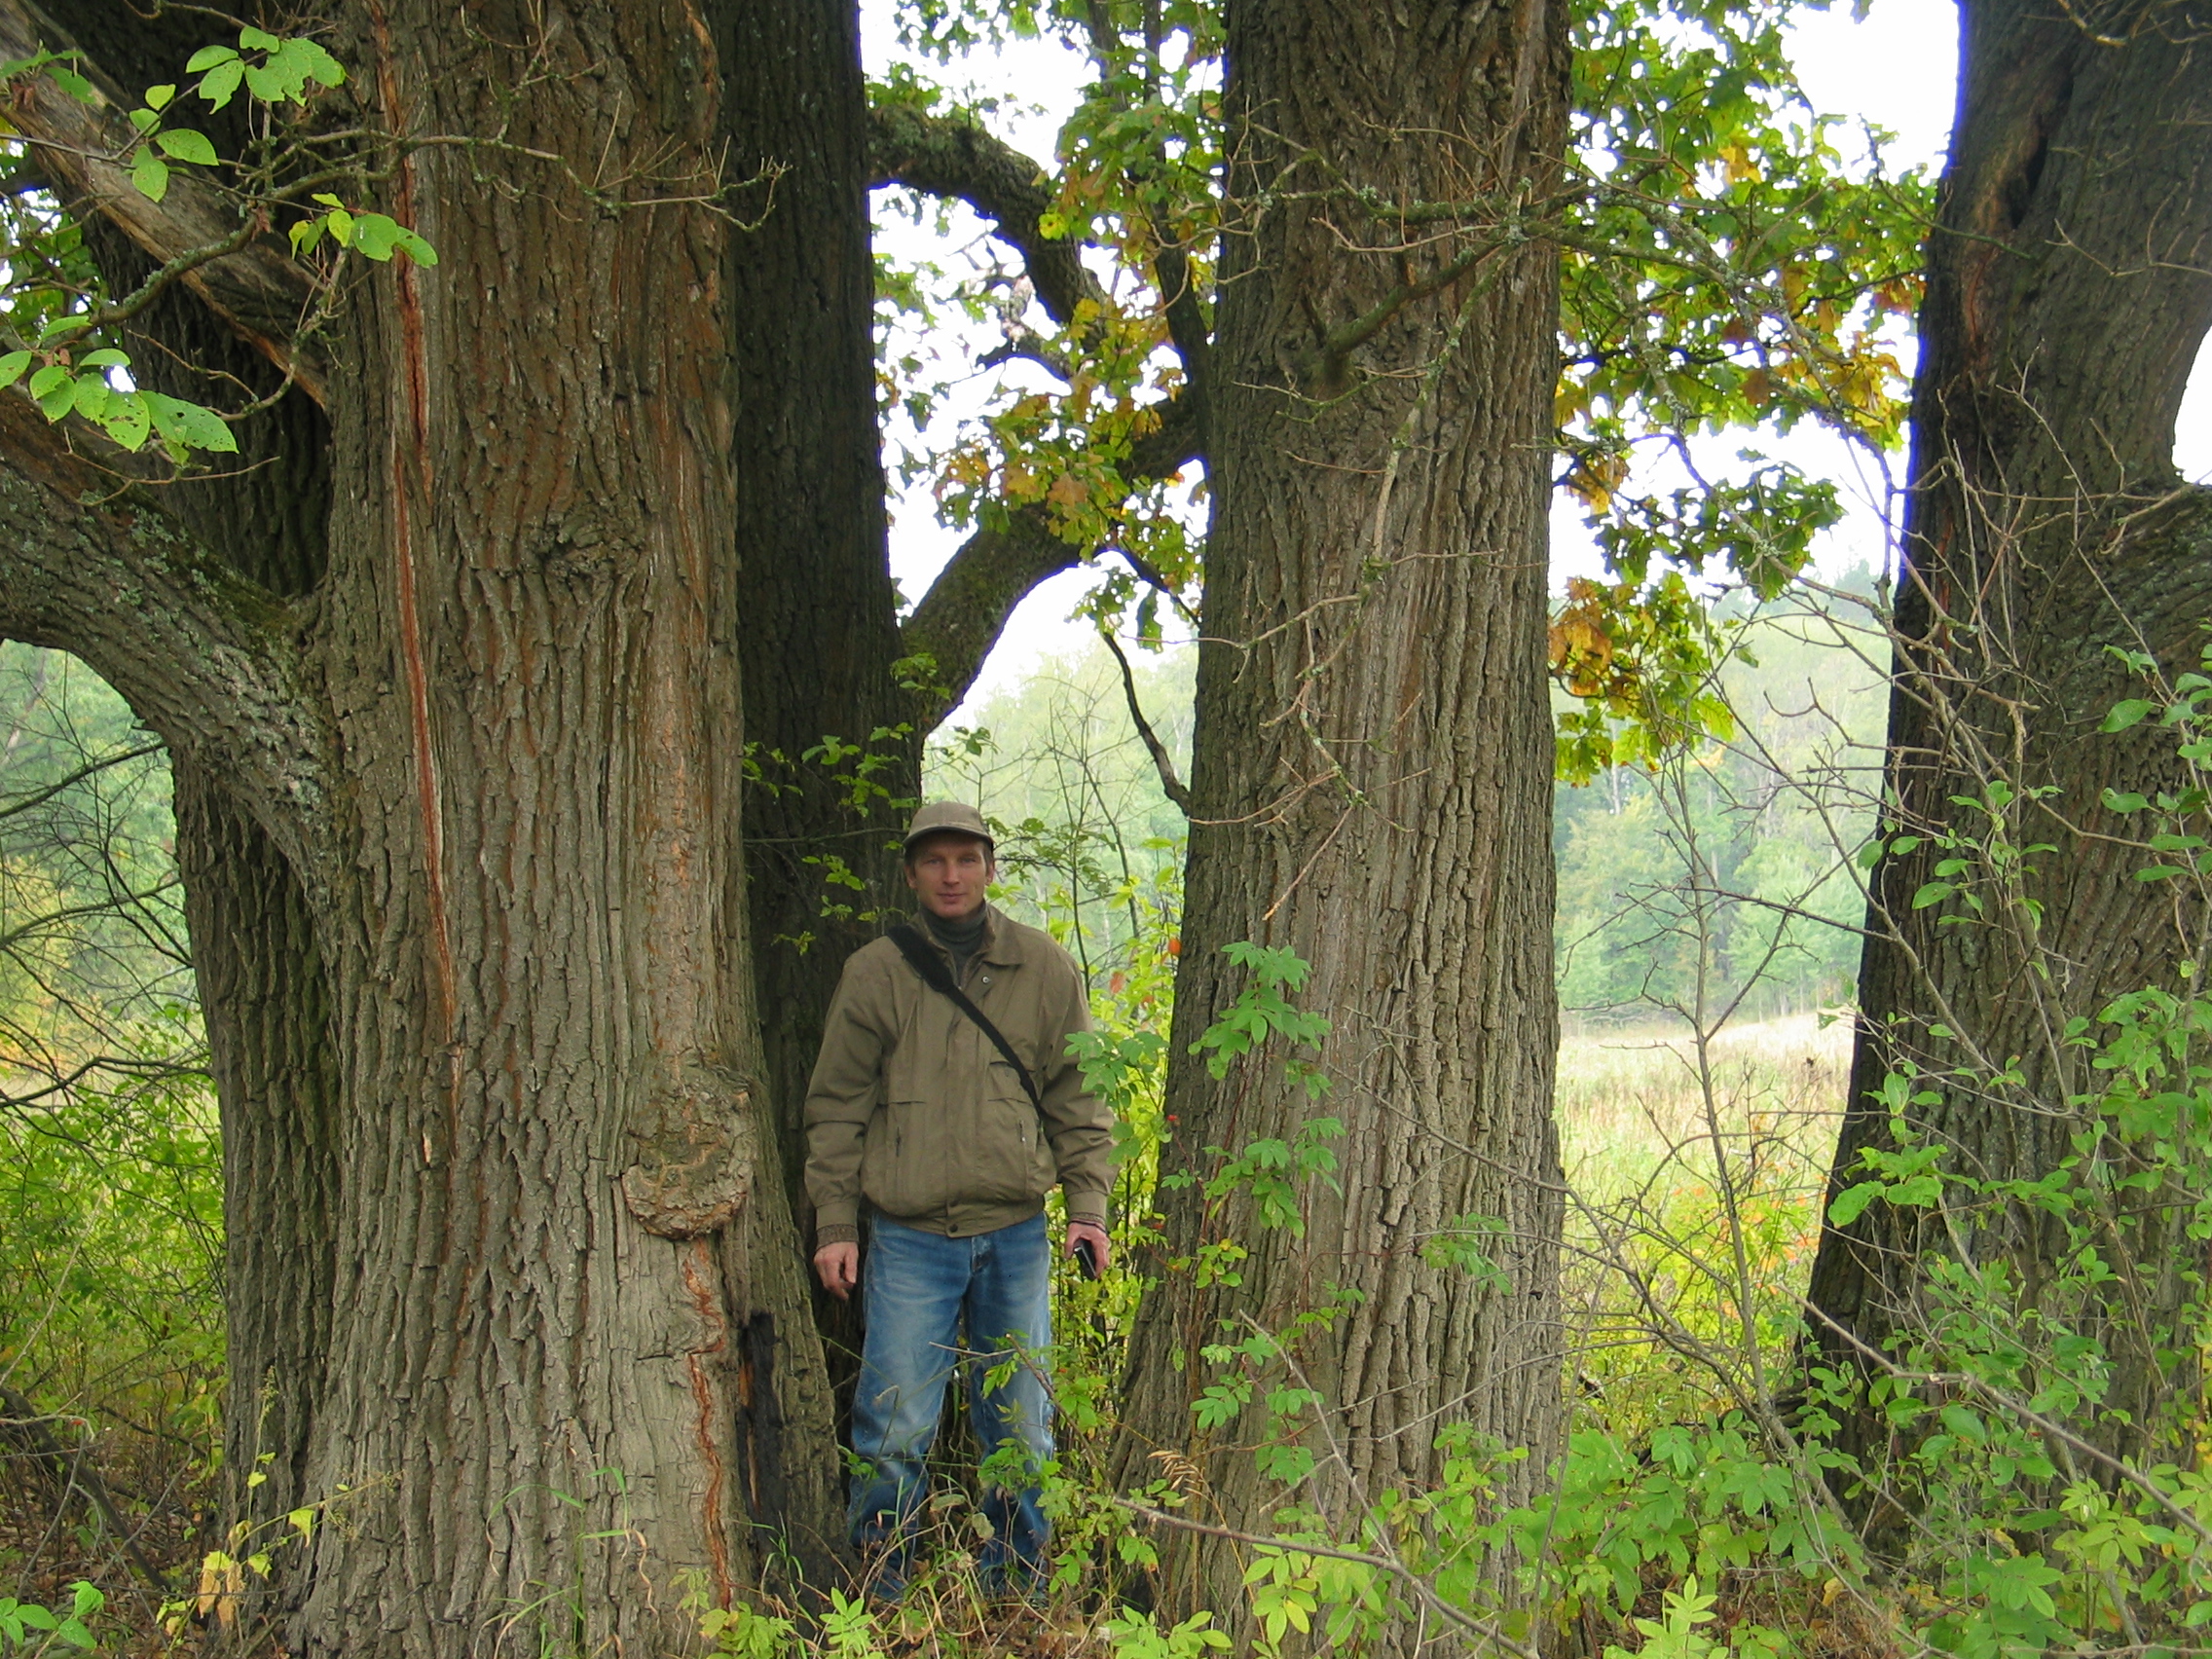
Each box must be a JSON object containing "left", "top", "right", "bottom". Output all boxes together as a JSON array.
[{"left": 929, "top": 568, "right": 1888, "bottom": 1035}]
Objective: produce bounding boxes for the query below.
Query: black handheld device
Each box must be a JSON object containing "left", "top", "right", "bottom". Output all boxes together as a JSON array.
[{"left": 1073, "top": 1235, "right": 1101, "bottom": 1281}]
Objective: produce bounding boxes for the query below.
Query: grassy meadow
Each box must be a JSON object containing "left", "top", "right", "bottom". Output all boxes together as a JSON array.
[{"left": 1557, "top": 1015, "right": 1852, "bottom": 1436}]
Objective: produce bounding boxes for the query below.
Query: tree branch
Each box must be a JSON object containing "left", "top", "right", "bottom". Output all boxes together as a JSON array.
[
  {"left": 1098, "top": 626, "right": 1191, "bottom": 813},
  {"left": 1124, "top": 386, "right": 1206, "bottom": 481},
  {"left": 899, "top": 386, "right": 1207, "bottom": 729},
  {"left": 0, "top": 392, "right": 336, "bottom": 893},
  {"left": 1151, "top": 237, "right": 1210, "bottom": 411},
  {"left": 900, "top": 504, "right": 1084, "bottom": 726},
  {"left": 866, "top": 97, "right": 1107, "bottom": 330},
  {"left": 0, "top": 0, "right": 326, "bottom": 402}
]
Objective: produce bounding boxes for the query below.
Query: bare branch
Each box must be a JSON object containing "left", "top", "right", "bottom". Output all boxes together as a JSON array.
[
  {"left": 0, "top": 392, "right": 336, "bottom": 895},
  {"left": 1099, "top": 625, "right": 1191, "bottom": 813},
  {"left": 977, "top": 327, "right": 1075, "bottom": 381},
  {"left": 0, "top": 738, "right": 162, "bottom": 823},
  {"left": 0, "top": 0, "right": 327, "bottom": 402}
]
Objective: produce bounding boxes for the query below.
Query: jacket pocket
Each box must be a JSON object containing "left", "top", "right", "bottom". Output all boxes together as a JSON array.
[
  {"left": 860, "top": 1100, "right": 923, "bottom": 1217},
  {"left": 970, "top": 1080, "right": 1051, "bottom": 1206}
]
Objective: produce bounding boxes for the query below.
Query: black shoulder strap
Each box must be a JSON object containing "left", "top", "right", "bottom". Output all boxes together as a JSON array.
[{"left": 886, "top": 923, "right": 1043, "bottom": 1114}]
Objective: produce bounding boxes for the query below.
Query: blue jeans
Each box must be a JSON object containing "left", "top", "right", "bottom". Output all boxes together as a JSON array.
[{"left": 847, "top": 1211, "right": 1053, "bottom": 1580}]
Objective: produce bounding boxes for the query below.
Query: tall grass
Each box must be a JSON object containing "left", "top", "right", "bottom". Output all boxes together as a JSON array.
[{"left": 1558, "top": 1015, "right": 1850, "bottom": 1436}]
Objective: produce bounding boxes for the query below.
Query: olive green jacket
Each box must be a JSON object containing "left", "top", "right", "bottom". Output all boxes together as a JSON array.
[{"left": 802, "top": 904, "right": 1117, "bottom": 1245}]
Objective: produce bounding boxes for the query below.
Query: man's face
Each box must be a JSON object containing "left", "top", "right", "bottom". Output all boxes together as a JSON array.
[{"left": 904, "top": 833, "right": 994, "bottom": 919}]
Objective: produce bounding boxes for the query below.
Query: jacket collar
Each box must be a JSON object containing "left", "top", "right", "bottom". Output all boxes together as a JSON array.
[{"left": 912, "top": 902, "right": 1024, "bottom": 967}]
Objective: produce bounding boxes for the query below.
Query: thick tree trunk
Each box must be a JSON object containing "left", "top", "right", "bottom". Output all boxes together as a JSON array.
[
  {"left": 174, "top": 765, "right": 342, "bottom": 1560},
  {"left": 8, "top": 1, "right": 855, "bottom": 1647},
  {"left": 722, "top": 0, "right": 910, "bottom": 1393},
  {"left": 1116, "top": 0, "right": 1568, "bottom": 1636},
  {"left": 276, "top": 9, "right": 841, "bottom": 1645},
  {"left": 1807, "top": 0, "right": 2212, "bottom": 1483}
]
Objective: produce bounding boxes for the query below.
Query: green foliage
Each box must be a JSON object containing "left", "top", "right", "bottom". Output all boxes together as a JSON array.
[
  {"left": 185, "top": 29, "right": 347, "bottom": 110},
  {"left": 872, "top": 0, "right": 1931, "bottom": 782},
  {"left": 819, "top": 1591, "right": 885, "bottom": 1659},
  {"left": 698, "top": 1601, "right": 800, "bottom": 1659},
  {"left": 1186, "top": 941, "right": 1330, "bottom": 1086},
  {"left": 290, "top": 195, "right": 439, "bottom": 266},
  {"left": 927, "top": 643, "right": 1191, "bottom": 966},
  {"left": 0, "top": 30, "right": 432, "bottom": 464},
  {"left": 2, "top": 647, "right": 217, "bottom": 1605},
  {"left": 0, "top": 1582, "right": 101, "bottom": 1654},
  {"left": 1604, "top": 1576, "right": 1725, "bottom": 1659},
  {"left": 0, "top": 344, "right": 237, "bottom": 459},
  {"left": 1550, "top": 0, "right": 1929, "bottom": 769},
  {"left": 1556, "top": 587, "right": 1883, "bottom": 1024},
  {"left": 1101, "top": 1606, "right": 1231, "bottom": 1658}
]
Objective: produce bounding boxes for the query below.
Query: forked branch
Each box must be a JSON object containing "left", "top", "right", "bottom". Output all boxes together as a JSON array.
[{"left": 866, "top": 98, "right": 1108, "bottom": 330}]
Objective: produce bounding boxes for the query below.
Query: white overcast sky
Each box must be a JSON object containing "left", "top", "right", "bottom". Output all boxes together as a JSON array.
[{"left": 860, "top": 0, "right": 2212, "bottom": 708}]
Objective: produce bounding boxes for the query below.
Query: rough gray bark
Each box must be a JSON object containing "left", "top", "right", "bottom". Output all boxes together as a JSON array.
[
  {"left": 174, "top": 759, "right": 341, "bottom": 1552},
  {"left": 1114, "top": 0, "right": 1569, "bottom": 1637},
  {"left": 2, "top": 2, "right": 850, "bottom": 1649},
  {"left": 1807, "top": 0, "right": 2212, "bottom": 1482}
]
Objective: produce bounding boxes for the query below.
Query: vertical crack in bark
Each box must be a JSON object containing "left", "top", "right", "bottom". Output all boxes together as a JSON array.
[
  {"left": 680, "top": 1242, "right": 736, "bottom": 1604},
  {"left": 368, "top": 0, "right": 460, "bottom": 1062}
]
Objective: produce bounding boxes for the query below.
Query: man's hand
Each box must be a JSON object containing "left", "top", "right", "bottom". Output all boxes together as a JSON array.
[
  {"left": 1066, "top": 1220, "right": 1112, "bottom": 1274},
  {"left": 814, "top": 1240, "right": 860, "bottom": 1300}
]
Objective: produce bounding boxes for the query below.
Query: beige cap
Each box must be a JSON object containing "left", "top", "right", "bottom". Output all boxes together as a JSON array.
[{"left": 903, "top": 799, "right": 994, "bottom": 853}]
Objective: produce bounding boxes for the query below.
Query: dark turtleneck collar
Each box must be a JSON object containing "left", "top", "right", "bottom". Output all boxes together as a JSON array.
[{"left": 924, "top": 904, "right": 988, "bottom": 982}]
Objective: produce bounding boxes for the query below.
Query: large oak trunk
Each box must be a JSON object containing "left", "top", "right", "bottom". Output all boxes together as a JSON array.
[
  {"left": 10, "top": 1, "right": 855, "bottom": 1648},
  {"left": 286, "top": 9, "right": 842, "bottom": 1644},
  {"left": 1116, "top": 0, "right": 1569, "bottom": 1635},
  {"left": 1806, "top": 0, "right": 2212, "bottom": 1482}
]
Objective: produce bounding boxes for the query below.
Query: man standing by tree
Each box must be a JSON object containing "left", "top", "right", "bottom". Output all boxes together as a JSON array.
[{"left": 804, "top": 801, "right": 1116, "bottom": 1595}]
